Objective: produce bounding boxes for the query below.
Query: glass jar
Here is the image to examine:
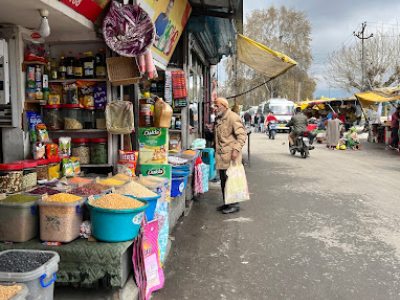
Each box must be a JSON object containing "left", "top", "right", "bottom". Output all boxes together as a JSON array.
[
  {"left": 95, "top": 109, "right": 106, "bottom": 129},
  {"left": 43, "top": 105, "right": 63, "bottom": 130},
  {"left": 36, "top": 159, "right": 49, "bottom": 181},
  {"left": 72, "top": 138, "right": 90, "bottom": 165},
  {"left": 83, "top": 109, "right": 95, "bottom": 129},
  {"left": 0, "top": 162, "right": 23, "bottom": 193},
  {"left": 21, "top": 160, "right": 38, "bottom": 191},
  {"left": 90, "top": 138, "right": 108, "bottom": 164},
  {"left": 48, "top": 157, "right": 61, "bottom": 180},
  {"left": 63, "top": 104, "right": 83, "bottom": 129}
]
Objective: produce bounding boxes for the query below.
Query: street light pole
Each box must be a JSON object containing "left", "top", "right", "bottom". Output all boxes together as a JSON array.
[{"left": 354, "top": 22, "right": 373, "bottom": 91}]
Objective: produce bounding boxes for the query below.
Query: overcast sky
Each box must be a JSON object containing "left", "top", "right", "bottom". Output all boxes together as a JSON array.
[{"left": 238, "top": 0, "right": 400, "bottom": 99}]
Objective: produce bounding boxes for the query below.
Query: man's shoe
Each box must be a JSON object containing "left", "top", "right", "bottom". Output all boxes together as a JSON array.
[
  {"left": 222, "top": 205, "right": 240, "bottom": 214},
  {"left": 216, "top": 205, "right": 228, "bottom": 211}
]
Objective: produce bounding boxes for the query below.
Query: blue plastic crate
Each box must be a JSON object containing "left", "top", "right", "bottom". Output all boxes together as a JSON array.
[{"left": 201, "top": 148, "right": 216, "bottom": 180}]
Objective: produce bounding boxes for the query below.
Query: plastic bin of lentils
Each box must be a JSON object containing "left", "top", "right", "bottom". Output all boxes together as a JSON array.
[{"left": 38, "top": 193, "right": 85, "bottom": 243}]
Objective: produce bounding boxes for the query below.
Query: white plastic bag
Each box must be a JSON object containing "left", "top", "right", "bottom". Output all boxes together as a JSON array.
[
  {"left": 224, "top": 162, "right": 250, "bottom": 204},
  {"left": 105, "top": 101, "right": 134, "bottom": 134}
]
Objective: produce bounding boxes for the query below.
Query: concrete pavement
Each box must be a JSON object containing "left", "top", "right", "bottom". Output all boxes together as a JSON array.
[{"left": 154, "top": 132, "right": 400, "bottom": 300}]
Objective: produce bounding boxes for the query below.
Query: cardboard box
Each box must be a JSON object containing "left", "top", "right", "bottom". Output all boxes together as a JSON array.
[
  {"left": 139, "top": 149, "right": 168, "bottom": 165},
  {"left": 139, "top": 128, "right": 169, "bottom": 149},
  {"left": 140, "top": 164, "right": 171, "bottom": 201}
]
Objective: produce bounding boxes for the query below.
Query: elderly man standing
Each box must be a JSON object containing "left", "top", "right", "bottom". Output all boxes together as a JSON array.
[{"left": 213, "top": 97, "right": 247, "bottom": 214}]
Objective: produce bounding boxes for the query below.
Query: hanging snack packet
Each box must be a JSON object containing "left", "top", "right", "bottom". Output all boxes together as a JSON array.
[
  {"left": 117, "top": 150, "right": 138, "bottom": 176},
  {"left": 59, "top": 136, "right": 71, "bottom": 158},
  {"left": 46, "top": 143, "right": 59, "bottom": 159},
  {"left": 36, "top": 123, "right": 50, "bottom": 142},
  {"left": 33, "top": 142, "right": 46, "bottom": 160},
  {"left": 77, "top": 80, "right": 95, "bottom": 109},
  {"left": 62, "top": 158, "right": 75, "bottom": 177},
  {"left": 71, "top": 157, "right": 81, "bottom": 175},
  {"left": 94, "top": 83, "right": 107, "bottom": 109}
]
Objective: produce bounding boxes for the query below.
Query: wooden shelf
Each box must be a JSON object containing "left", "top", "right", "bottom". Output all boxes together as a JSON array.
[{"left": 49, "top": 79, "right": 107, "bottom": 83}]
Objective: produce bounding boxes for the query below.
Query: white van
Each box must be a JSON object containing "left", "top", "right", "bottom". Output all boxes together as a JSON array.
[{"left": 258, "top": 98, "right": 295, "bottom": 131}]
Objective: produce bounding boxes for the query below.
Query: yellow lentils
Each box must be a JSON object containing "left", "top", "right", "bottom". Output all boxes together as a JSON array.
[
  {"left": 112, "top": 173, "right": 131, "bottom": 182},
  {"left": 0, "top": 284, "right": 23, "bottom": 299},
  {"left": 98, "top": 178, "right": 125, "bottom": 187},
  {"left": 44, "top": 193, "right": 82, "bottom": 203},
  {"left": 116, "top": 181, "right": 157, "bottom": 198},
  {"left": 91, "top": 194, "right": 144, "bottom": 209}
]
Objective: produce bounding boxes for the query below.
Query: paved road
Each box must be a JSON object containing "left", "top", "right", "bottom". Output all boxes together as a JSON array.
[{"left": 155, "top": 132, "right": 400, "bottom": 300}]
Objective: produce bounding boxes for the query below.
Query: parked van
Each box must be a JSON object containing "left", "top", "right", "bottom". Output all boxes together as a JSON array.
[{"left": 258, "top": 98, "right": 295, "bottom": 132}]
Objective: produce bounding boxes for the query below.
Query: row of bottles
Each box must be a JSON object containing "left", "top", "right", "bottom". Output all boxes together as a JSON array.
[{"left": 48, "top": 50, "right": 107, "bottom": 81}]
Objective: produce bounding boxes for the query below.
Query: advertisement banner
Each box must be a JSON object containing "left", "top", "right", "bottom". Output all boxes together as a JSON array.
[{"left": 138, "top": 0, "right": 192, "bottom": 68}]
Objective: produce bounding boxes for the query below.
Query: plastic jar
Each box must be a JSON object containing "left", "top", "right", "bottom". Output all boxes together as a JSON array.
[
  {"left": 21, "top": 160, "right": 38, "bottom": 190},
  {"left": 43, "top": 105, "right": 63, "bottom": 130},
  {"left": 90, "top": 138, "right": 108, "bottom": 164},
  {"left": 63, "top": 104, "right": 83, "bottom": 129},
  {"left": 48, "top": 157, "right": 61, "bottom": 180},
  {"left": 72, "top": 138, "right": 90, "bottom": 165},
  {"left": 0, "top": 162, "right": 23, "bottom": 193},
  {"left": 36, "top": 159, "right": 49, "bottom": 181}
]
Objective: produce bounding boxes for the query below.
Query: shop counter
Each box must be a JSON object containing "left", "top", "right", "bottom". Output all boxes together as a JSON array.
[{"left": 0, "top": 239, "right": 133, "bottom": 288}]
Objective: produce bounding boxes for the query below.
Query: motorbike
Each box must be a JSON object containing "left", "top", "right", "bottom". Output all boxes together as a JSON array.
[
  {"left": 289, "top": 131, "right": 314, "bottom": 158},
  {"left": 267, "top": 121, "right": 277, "bottom": 140}
]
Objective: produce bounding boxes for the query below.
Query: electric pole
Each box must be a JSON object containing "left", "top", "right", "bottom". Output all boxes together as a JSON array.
[{"left": 354, "top": 22, "right": 373, "bottom": 91}]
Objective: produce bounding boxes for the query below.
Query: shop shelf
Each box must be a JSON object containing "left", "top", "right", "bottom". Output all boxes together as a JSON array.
[
  {"left": 49, "top": 79, "right": 107, "bottom": 83},
  {"left": 169, "top": 129, "right": 182, "bottom": 133},
  {"left": 48, "top": 129, "right": 107, "bottom": 133},
  {"left": 80, "top": 164, "right": 112, "bottom": 168}
]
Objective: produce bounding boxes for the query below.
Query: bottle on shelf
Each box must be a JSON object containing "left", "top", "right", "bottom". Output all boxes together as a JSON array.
[
  {"left": 66, "top": 52, "right": 74, "bottom": 79},
  {"left": 59, "top": 56, "right": 67, "bottom": 80},
  {"left": 43, "top": 66, "right": 49, "bottom": 102},
  {"left": 139, "top": 91, "right": 154, "bottom": 127},
  {"left": 50, "top": 57, "right": 58, "bottom": 80},
  {"left": 83, "top": 51, "right": 95, "bottom": 78},
  {"left": 73, "top": 53, "right": 83, "bottom": 78},
  {"left": 95, "top": 49, "right": 106, "bottom": 78},
  {"left": 35, "top": 65, "right": 43, "bottom": 100},
  {"left": 175, "top": 116, "right": 181, "bottom": 130}
]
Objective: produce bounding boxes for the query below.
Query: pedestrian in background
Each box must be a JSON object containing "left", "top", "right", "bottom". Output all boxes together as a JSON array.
[
  {"left": 326, "top": 113, "right": 341, "bottom": 149},
  {"left": 389, "top": 106, "right": 400, "bottom": 150},
  {"left": 214, "top": 97, "right": 247, "bottom": 214}
]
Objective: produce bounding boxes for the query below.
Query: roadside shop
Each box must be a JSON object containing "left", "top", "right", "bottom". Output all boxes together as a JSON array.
[{"left": 0, "top": 0, "right": 242, "bottom": 299}]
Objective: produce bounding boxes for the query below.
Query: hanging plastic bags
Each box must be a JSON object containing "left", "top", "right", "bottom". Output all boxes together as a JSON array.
[
  {"left": 105, "top": 100, "right": 134, "bottom": 134},
  {"left": 224, "top": 162, "right": 250, "bottom": 204}
]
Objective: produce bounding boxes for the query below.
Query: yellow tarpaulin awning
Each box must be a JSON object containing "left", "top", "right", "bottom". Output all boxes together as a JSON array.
[
  {"left": 355, "top": 87, "right": 400, "bottom": 108},
  {"left": 237, "top": 34, "right": 297, "bottom": 78}
]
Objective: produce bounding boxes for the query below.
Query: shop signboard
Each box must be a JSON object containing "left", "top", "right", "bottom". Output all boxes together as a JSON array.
[
  {"left": 60, "top": 0, "right": 110, "bottom": 22},
  {"left": 138, "top": 0, "right": 192, "bottom": 68}
]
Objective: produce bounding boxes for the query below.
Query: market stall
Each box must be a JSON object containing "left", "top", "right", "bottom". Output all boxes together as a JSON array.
[
  {"left": 0, "top": 0, "right": 237, "bottom": 299},
  {"left": 355, "top": 88, "right": 400, "bottom": 145}
]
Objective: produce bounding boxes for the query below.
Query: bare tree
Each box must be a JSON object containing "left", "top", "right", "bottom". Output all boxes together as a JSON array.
[
  {"left": 326, "top": 30, "right": 400, "bottom": 92},
  {"left": 223, "top": 6, "right": 316, "bottom": 105}
]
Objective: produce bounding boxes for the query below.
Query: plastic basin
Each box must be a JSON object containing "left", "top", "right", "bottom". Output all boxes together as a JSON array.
[
  {"left": 87, "top": 197, "right": 148, "bottom": 242},
  {"left": 171, "top": 176, "right": 188, "bottom": 197},
  {"left": 132, "top": 194, "right": 161, "bottom": 222},
  {"left": 0, "top": 249, "right": 59, "bottom": 300}
]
